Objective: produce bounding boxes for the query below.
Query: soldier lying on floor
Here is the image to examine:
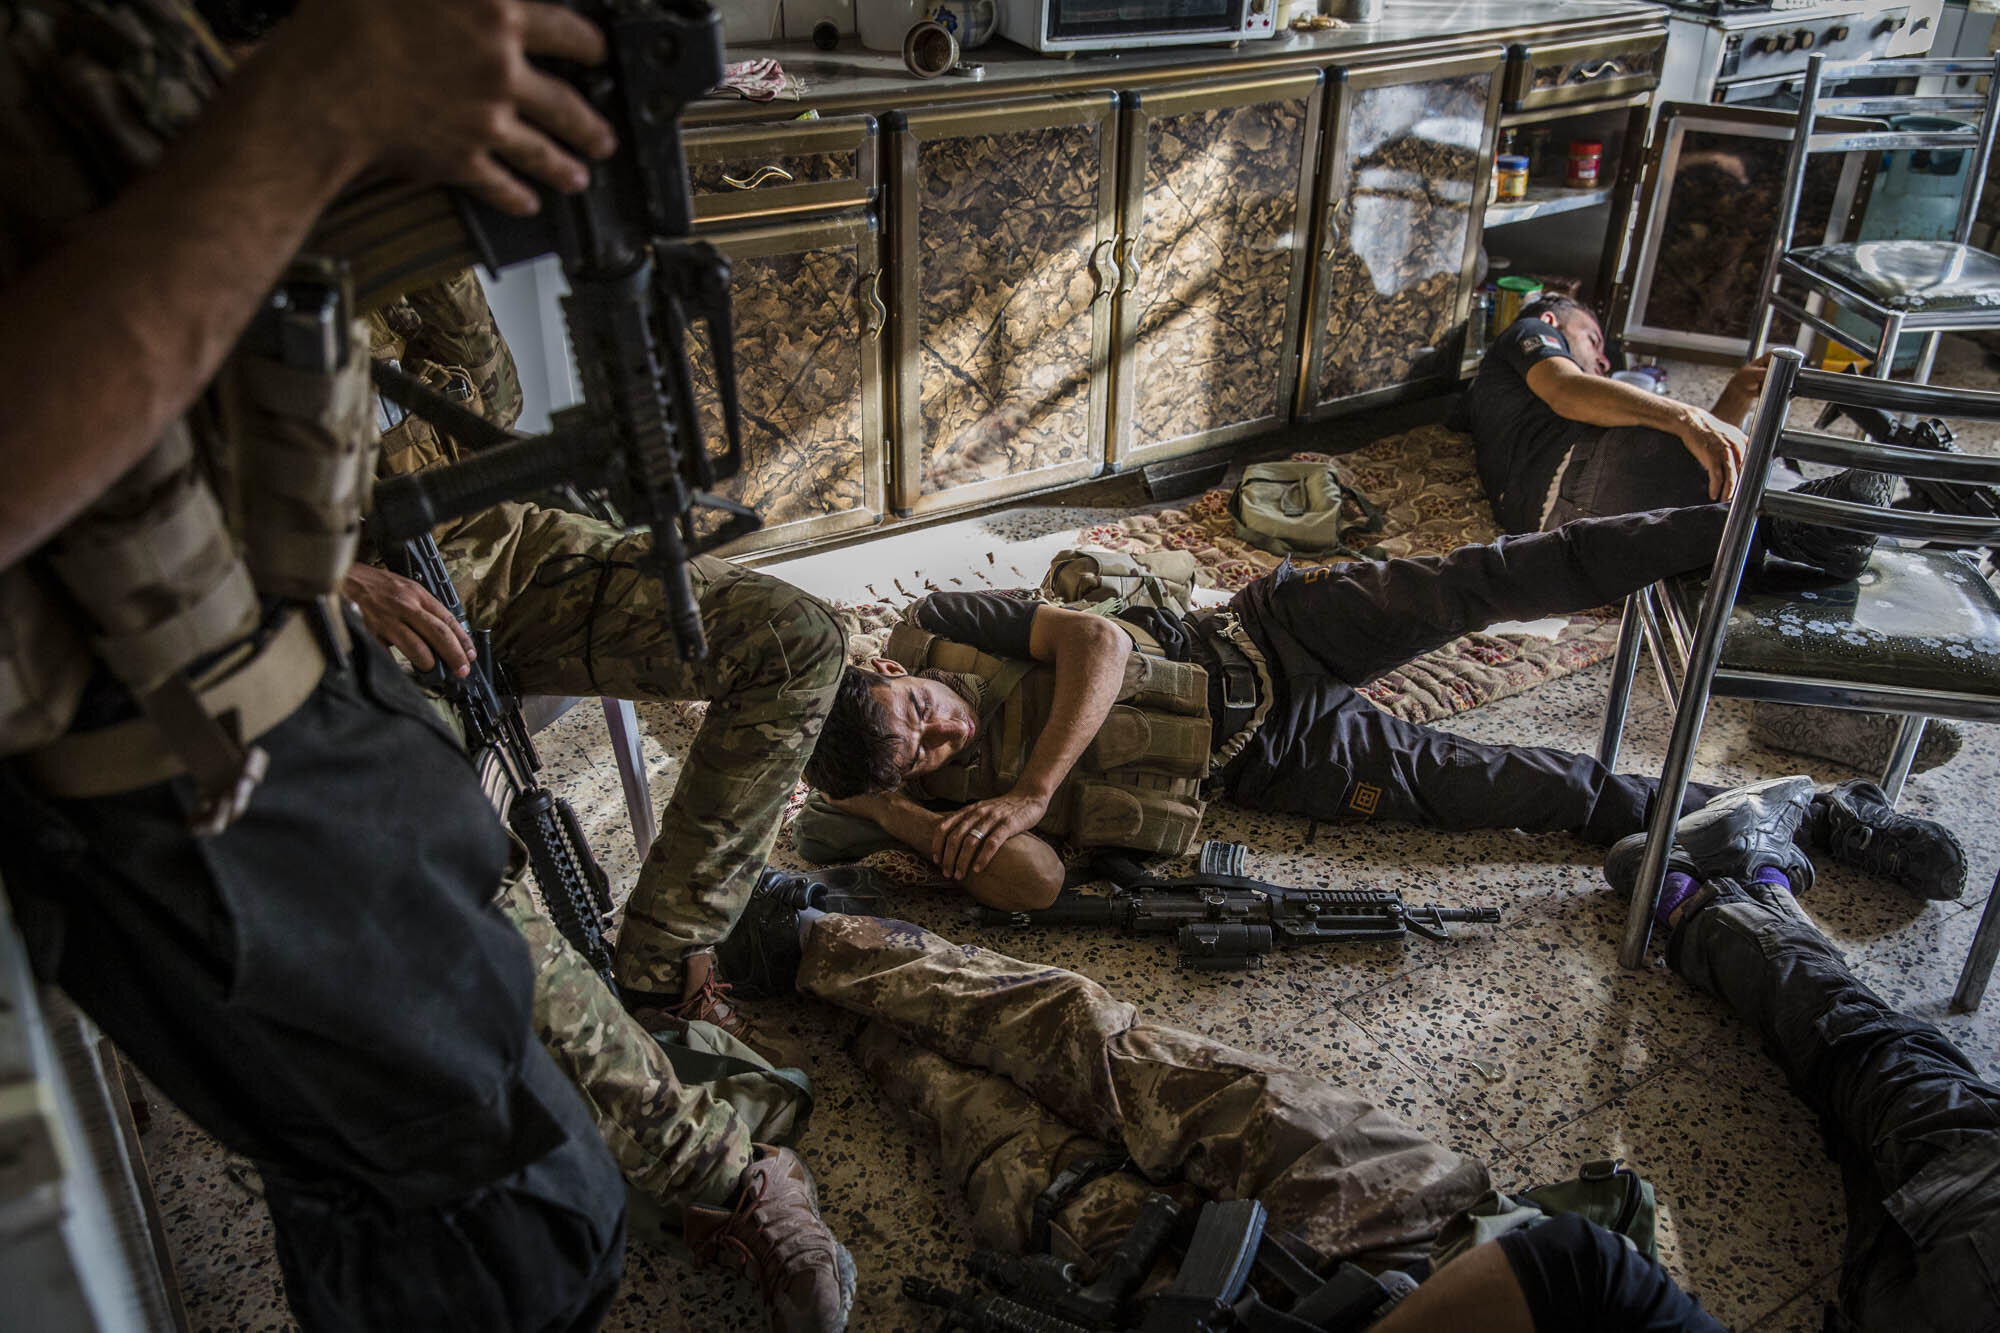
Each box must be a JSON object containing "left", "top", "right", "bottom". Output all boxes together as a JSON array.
[
  {"left": 797, "top": 505, "right": 1967, "bottom": 907},
  {"left": 730, "top": 830, "right": 1998, "bottom": 1333}
]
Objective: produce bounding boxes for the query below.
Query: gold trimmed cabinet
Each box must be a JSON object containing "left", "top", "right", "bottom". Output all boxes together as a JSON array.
[
  {"left": 685, "top": 114, "right": 889, "bottom": 555},
  {"left": 884, "top": 94, "right": 1122, "bottom": 517},
  {"left": 1108, "top": 71, "right": 1324, "bottom": 472},
  {"left": 1301, "top": 51, "right": 1506, "bottom": 417}
]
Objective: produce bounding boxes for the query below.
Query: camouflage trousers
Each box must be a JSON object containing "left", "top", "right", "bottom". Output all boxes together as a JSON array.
[
  {"left": 798, "top": 914, "right": 1491, "bottom": 1270},
  {"left": 444, "top": 502, "right": 844, "bottom": 992},
  {"left": 496, "top": 848, "right": 751, "bottom": 1214}
]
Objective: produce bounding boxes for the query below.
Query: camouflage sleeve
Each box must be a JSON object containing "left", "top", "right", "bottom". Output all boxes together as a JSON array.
[{"left": 405, "top": 268, "right": 524, "bottom": 431}]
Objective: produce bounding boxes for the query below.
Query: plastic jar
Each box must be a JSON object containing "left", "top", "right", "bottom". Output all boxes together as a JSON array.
[
  {"left": 1567, "top": 141, "right": 1603, "bottom": 188},
  {"left": 1494, "top": 274, "right": 1544, "bottom": 329},
  {"left": 1495, "top": 155, "right": 1530, "bottom": 201}
]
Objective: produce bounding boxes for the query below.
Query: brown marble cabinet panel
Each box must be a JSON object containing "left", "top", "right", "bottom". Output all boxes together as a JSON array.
[
  {"left": 1304, "top": 55, "right": 1503, "bottom": 415},
  {"left": 1111, "top": 73, "right": 1320, "bottom": 468},
  {"left": 890, "top": 95, "right": 1119, "bottom": 514},
  {"left": 688, "top": 213, "right": 885, "bottom": 555}
]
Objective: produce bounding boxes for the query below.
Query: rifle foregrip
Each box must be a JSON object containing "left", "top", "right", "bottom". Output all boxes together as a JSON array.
[
  {"left": 371, "top": 431, "right": 610, "bottom": 544},
  {"left": 974, "top": 892, "right": 1124, "bottom": 928},
  {"left": 902, "top": 1278, "right": 1095, "bottom": 1333}
]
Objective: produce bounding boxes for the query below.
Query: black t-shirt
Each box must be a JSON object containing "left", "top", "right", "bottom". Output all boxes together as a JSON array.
[
  {"left": 1463, "top": 317, "right": 1599, "bottom": 533},
  {"left": 911, "top": 591, "right": 1229, "bottom": 730},
  {"left": 912, "top": 590, "right": 1199, "bottom": 664}
]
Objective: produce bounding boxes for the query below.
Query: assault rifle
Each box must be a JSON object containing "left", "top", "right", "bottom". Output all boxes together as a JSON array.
[
  {"left": 1814, "top": 398, "right": 2000, "bottom": 554},
  {"left": 363, "top": 0, "right": 757, "bottom": 663},
  {"left": 384, "top": 531, "right": 620, "bottom": 994},
  {"left": 975, "top": 842, "right": 1501, "bottom": 970}
]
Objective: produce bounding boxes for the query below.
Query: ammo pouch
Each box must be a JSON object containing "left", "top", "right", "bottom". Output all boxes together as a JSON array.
[
  {"left": 0, "top": 566, "right": 92, "bottom": 756},
  {"left": 1229, "top": 461, "right": 1386, "bottom": 560},
  {"left": 1042, "top": 546, "right": 1201, "bottom": 616},
  {"left": 889, "top": 620, "right": 1212, "bottom": 857},
  {"left": 1429, "top": 1157, "right": 1658, "bottom": 1270},
  {"left": 226, "top": 316, "right": 380, "bottom": 600}
]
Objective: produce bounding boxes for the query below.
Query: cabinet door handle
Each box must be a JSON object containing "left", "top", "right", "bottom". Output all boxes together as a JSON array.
[
  {"left": 721, "top": 164, "right": 794, "bottom": 190},
  {"left": 1321, "top": 198, "right": 1348, "bottom": 259},
  {"left": 1089, "top": 237, "right": 1119, "bottom": 305},
  {"left": 1114, "top": 235, "right": 1142, "bottom": 296},
  {"left": 1572, "top": 58, "right": 1626, "bottom": 82},
  {"left": 864, "top": 270, "right": 887, "bottom": 340}
]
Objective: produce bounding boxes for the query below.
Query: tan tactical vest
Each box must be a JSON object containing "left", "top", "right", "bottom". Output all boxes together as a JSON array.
[
  {"left": 883, "top": 616, "right": 1212, "bottom": 857},
  {"left": 0, "top": 1, "right": 378, "bottom": 811}
]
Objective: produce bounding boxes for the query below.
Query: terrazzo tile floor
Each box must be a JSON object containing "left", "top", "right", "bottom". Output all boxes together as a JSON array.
[{"left": 139, "top": 341, "right": 2000, "bottom": 1331}]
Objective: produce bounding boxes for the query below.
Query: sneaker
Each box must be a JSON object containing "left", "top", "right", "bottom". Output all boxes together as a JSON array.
[
  {"left": 1801, "top": 778, "right": 1967, "bottom": 900},
  {"left": 1761, "top": 468, "right": 1896, "bottom": 579},
  {"left": 1751, "top": 703, "right": 1963, "bottom": 776},
  {"left": 685, "top": 1145, "right": 857, "bottom": 1333},
  {"left": 1604, "top": 776, "right": 1818, "bottom": 897},
  {"left": 714, "top": 870, "right": 814, "bottom": 1002}
]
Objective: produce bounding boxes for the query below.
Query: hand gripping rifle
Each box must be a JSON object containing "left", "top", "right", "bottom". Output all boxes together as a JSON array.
[
  {"left": 342, "top": 0, "right": 757, "bottom": 664},
  {"left": 975, "top": 841, "right": 1502, "bottom": 970},
  {"left": 382, "top": 529, "right": 620, "bottom": 994}
]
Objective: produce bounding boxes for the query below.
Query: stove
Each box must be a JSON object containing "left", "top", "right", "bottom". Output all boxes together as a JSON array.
[{"left": 1656, "top": 0, "right": 1942, "bottom": 106}]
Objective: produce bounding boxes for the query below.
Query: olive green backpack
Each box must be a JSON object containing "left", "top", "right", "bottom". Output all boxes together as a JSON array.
[
  {"left": 1430, "top": 1158, "right": 1659, "bottom": 1269},
  {"left": 1229, "top": 461, "right": 1387, "bottom": 560}
]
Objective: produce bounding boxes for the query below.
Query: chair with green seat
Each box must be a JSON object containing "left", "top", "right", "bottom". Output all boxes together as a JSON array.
[
  {"left": 1596, "top": 348, "right": 2000, "bottom": 1008},
  {"left": 1747, "top": 52, "right": 2000, "bottom": 384}
]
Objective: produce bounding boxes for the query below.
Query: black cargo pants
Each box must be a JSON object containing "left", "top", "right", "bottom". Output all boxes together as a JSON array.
[
  {"left": 0, "top": 628, "right": 626, "bottom": 1333},
  {"left": 1225, "top": 505, "right": 1731, "bottom": 843},
  {"left": 1670, "top": 882, "right": 2000, "bottom": 1333}
]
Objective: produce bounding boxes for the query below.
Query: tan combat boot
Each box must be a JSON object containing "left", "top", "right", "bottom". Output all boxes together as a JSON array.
[
  {"left": 684, "top": 1145, "right": 857, "bottom": 1333},
  {"left": 667, "top": 970, "right": 809, "bottom": 1072}
]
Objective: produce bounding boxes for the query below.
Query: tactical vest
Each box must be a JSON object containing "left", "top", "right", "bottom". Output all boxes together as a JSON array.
[
  {"left": 369, "top": 267, "right": 524, "bottom": 482},
  {"left": 884, "top": 617, "right": 1212, "bottom": 857},
  {"left": 0, "top": 0, "right": 378, "bottom": 816}
]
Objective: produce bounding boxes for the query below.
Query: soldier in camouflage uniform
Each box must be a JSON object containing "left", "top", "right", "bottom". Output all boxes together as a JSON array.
[
  {"left": 350, "top": 269, "right": 846, "bottom": 1065},
  {"left": 728, "top": 909, "right": 1491, "bottom": 1274}
]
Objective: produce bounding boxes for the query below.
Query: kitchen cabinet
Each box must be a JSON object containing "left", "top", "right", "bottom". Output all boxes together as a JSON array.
[{"left": 1107, "top": 71, "right": 1323, "bottom": 470}]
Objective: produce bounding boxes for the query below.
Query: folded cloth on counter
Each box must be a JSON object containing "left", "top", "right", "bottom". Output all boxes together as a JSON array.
[{"left": 718, "top": 58, "right": 799, "bottom": 101}]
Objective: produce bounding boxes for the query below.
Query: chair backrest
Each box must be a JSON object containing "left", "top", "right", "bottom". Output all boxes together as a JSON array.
[
  {"left": 1775, "top": 53, "right": 2000, "bottom": 256},
  {"left": 1721, "top": 348, "right": 2000, "bottom": 578}
]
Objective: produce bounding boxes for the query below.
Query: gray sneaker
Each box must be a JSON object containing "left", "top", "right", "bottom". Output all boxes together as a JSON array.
[
  {"left": 1801, "top": 779, "right": 1967, "bottom": 900},
  {"left": 1752, "top": 702, "right": 1963, "bottom": 776},
  {"left": 1604, "top": 776, "right": 1818, "bottom": 898}
]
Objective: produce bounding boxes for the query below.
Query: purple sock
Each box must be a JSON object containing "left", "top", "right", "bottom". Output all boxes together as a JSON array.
[
  {"left": 1654, "top": 871, "right": 1701, "bottom": 929},
  {"left": 1753, "top": 865, "right": 1792, "bottom": 891}
]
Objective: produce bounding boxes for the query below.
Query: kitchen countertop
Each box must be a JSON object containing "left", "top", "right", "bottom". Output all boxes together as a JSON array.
[{"left": 692, "top": 0, "right": 1670, "bottom": 123}]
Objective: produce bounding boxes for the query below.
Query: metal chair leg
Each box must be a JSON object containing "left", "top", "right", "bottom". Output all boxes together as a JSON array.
[
  {"left": 1879, "top": 715, "right": 1925, "bottom": 806},
  {"left": 1874, "top": 313, "right": 1904, "bottom": 379},
  {"left": 1913, "top": 330, "right": 1943, "bottom": 385},
  {"left": 1619, "top": 654, "right": 1720, "bottom": 968},
  {"left": 1598, "top": 596, "right": 1644, "bottom": 770},
  {"left": 601, "top": 697, "right": 657, "bottom": 861},
  {"left": 1951, "top": 864, "right": 2000, "bottom": 1012}
]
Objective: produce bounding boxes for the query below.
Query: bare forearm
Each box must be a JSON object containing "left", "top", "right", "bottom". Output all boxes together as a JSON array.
[
  {"left": 1017, "top": 618, "right": 1130, "bottom": 802},
  {"left": 1536, "top": 372, "right": 1696, "bottom": 435},
  {"left": 843, "top": 793, "right": 1063, "bottom": 910},
  {"left": 0, "top": 51, "right": 365, "bottom": 568}
]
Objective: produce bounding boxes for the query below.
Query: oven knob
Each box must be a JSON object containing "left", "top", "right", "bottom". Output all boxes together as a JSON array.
[
  {"left": 1776, "top": 32, "right": 1796, "bottom": 52},
  {"left": 1829, "top": 24, "right": 1849, "bottom": 41},
  {"left": 1750, "top": 35, "right": 1771, "bottom": 54},
  {"left": 1796, "top": 29, "right": 1815, "bottom": 49},
  {"left": 1878, "top": 15, "right": 1906, "bottom": 34}
]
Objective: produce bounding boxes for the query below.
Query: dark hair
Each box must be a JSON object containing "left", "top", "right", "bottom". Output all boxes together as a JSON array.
[
  {"left": 1520, "top": 293, "right": 1591, "bottom": 325},
  {"left": 804, "top": 667, "right": 908, "bottom": 798}
]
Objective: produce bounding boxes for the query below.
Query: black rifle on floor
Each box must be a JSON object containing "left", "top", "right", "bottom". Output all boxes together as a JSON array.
[
  {"left": 365, "top": 0, "right": 758, "bottom": 664},
  {"left": 1814, "top": 398, "right": 2000, "bottom": 547},
  {"left": 974, "top": 842, "right": 1502, "bottom": 970},
  {"left": 384, "top": 532, "right": 619, "bottom": 994},
  {"left": 904, "top": 1197, "right": 1266, "bottom": 1333}
]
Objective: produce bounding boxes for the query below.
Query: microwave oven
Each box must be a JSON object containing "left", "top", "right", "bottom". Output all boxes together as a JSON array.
[{"left": 995, "top": 0, "right": 1281, "bottom": 52}]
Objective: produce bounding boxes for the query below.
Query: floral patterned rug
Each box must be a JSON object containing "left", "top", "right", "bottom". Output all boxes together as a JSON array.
[{"left": 836, "top": 424, "right": 1619, "bottom": 726}]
